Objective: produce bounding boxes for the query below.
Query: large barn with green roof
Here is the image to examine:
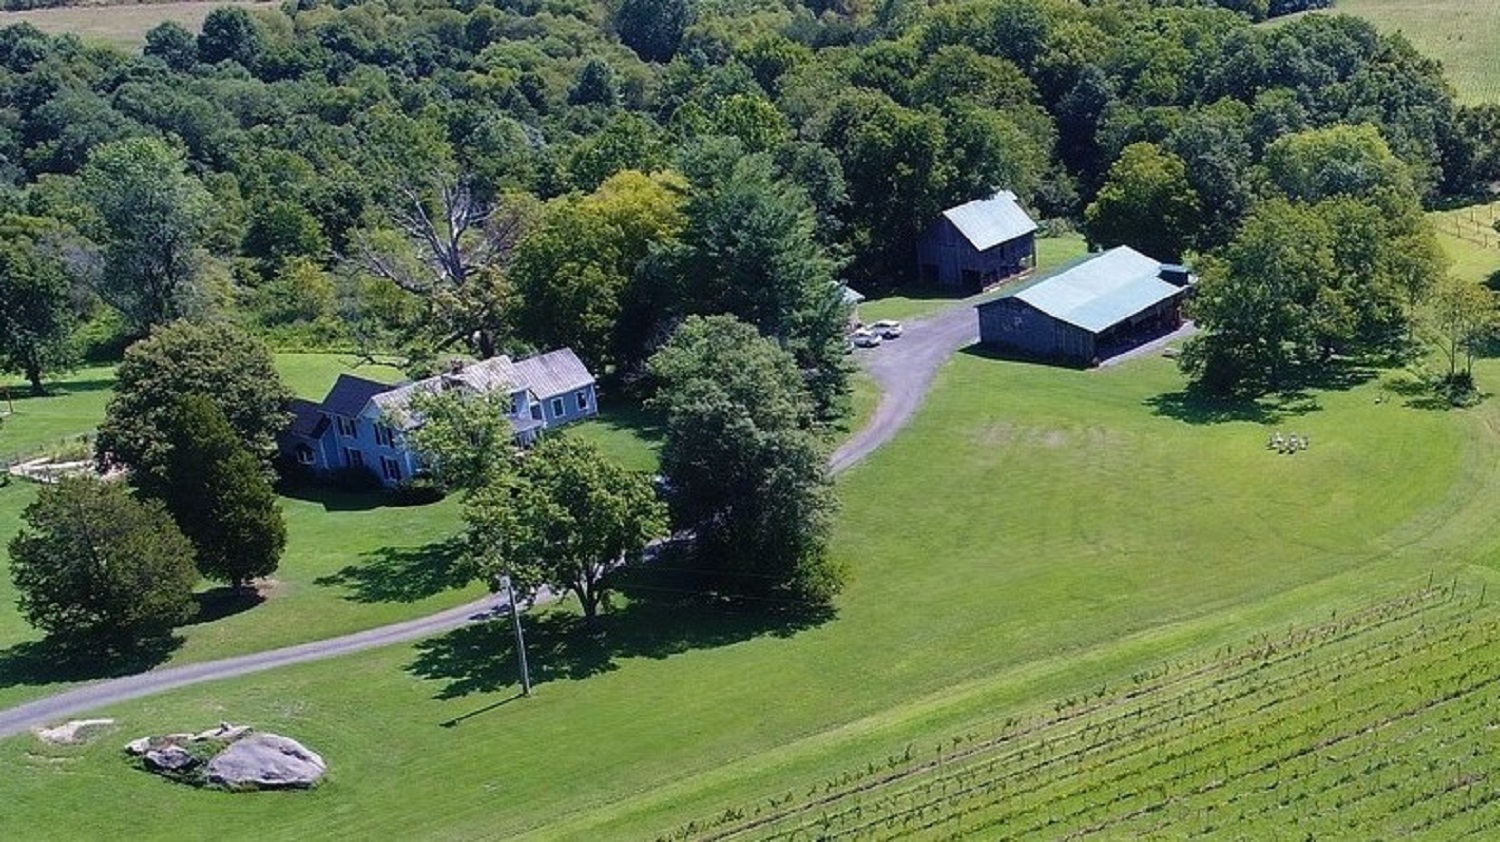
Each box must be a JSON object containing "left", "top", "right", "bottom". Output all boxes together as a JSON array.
[{"left": 975, "top": 246, "right": 1192, "bottom": 365}]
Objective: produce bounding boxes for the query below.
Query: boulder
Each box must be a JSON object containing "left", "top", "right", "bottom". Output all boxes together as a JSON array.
[
  {"left": 144, "top": 745, "right": 198, "bottom": 773},
  {"left": 206, "top": 733, "right": 326, "bottom": 790},
  {"left": 124, "top": 736, "right": 153, "bottom": 756},
  {"left": 193, "top": 722, "right": 252, "bottom": 744},
  {"left": 35, "top": 718, "right": 114, "bottom": 745}
]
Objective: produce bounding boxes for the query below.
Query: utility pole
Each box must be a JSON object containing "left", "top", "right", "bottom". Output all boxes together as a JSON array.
[{"left": 499, "top": 574, "right": 533, "bottom": 696}]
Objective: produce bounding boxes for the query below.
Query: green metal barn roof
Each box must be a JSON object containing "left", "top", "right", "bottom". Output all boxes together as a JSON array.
[{"left": 999, "top": 246, "right": 1183, "bottom": 334}]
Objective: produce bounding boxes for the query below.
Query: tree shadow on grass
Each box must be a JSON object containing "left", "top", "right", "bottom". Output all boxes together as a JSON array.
[
  {"left": 3, "top": 377, "right": 116, "bottom": 401},
  {"left": 1146, "top": 361, "right": 1376, "bottom": 425},
  {"left": 276, "top": 484, "right": 389, "bottom": 512},
  {"left": 184, "top": 587, "right": 266, "bottom": 626},
  {"left": 314, "top": 536, "right": 470, "bottom": 603},
  {"left": 0, "top": 633, "right": 182, "bottom": 691},
  {"left": 406, "top": 567, "right": 834, "bottom": 704}
]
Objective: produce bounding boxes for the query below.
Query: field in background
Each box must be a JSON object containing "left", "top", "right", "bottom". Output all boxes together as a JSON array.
[
  {"left": 0, "top": 1, "right": 274, "bottom": 51},
  {"left": 1333, "top": 0, "right": 1500, "bottom": 104}
]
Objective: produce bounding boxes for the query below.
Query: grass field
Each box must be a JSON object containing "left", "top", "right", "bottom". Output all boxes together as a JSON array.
[
  {"left": 0, "top": 1, "right": 276, "bottom": 52},
  {"left": 1333, "top": 0, "right": 1500, "bottom": 104},
  {"left": 5, "top": 340, "right": 1497, "bottom": 838},
  {"left": 858, "top": 233, "right": 1089, "bottom": 325}
]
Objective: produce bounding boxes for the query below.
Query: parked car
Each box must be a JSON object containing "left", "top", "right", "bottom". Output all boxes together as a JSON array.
[
  {"left": 871, "top": 319, "right": 904, "bottom": 339},
  {"left": 850, "top": 328, "right": 883, "bottom": 348}
]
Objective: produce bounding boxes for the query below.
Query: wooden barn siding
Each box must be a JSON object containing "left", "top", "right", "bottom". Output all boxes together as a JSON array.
[
  {"left": 917, "top": 221, "right": 1034, "bottom": 290},
  {"left": 977, "top": 298, "right": 1095, "bottom": 362}
]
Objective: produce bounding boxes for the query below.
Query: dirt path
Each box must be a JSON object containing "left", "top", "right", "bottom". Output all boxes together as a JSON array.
[{"left": 1, "top": 296, "right": 989, "bottom": 739}]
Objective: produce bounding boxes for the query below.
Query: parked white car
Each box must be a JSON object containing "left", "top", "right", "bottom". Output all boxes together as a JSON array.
[
  {"left": 850, "top": 328, "right": 883, "bottom": 348},
  {"left": 870, "top": 319, "right": 904, "bottom": 339}
]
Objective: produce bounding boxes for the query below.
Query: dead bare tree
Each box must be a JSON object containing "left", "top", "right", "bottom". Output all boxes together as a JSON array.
[{"left": 352, "top": 172, "right": 529, "bottom": 359}]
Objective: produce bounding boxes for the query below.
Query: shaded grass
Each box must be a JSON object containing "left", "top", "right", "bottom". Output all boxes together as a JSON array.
[
  {"left": 3, "top": 349, "right": 1491, "bottom": 838},
  {"left": 0, "top": 1, "right": 277, "bottom": 51}
]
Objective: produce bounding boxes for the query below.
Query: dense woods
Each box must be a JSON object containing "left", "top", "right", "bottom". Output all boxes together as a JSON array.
[{"left": 0, "top": 0, "right": 1492, "bottom": 397}]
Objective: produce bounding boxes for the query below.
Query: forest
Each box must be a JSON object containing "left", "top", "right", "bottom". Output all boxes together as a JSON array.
[{"left": 1, "top": 0, "right": 1498, "bottom": 404}]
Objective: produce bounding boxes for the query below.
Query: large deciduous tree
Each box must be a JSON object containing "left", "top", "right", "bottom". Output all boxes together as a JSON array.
[
  {"left": 96, "top": 320, "right": 290, "bottom": 480},
  {"left": 9, "top": 475, "right": 198, "bottom": 643},
  {"left": 77, "top": 137, "right": 215, "bottom": 336},
  {"left": 463, "top": 436, "right": 665, "bottom": 620},
  {"left": 140, "top": 395, "right": 287, "bottom": 589},
  {"left": 670, "top": 153, "right": 851, "bottom": 420},
  {"left": 0, "top": 232, "right": 75, "bottom": 395},
  {"left": 614, "top": 0, "right": 689, "bottom": 63},
  {"left": 1429, "top": 276, "right": 1499, "bottom": 387},
  {"left": 648, "top": 315, "right": 844, "bottom": 606},
  {"left": 1085, "top": 142, "right": 1201, "bottom": 261},
  {"left": 404, "top": 389, "right": 519, "bottom": 494}
]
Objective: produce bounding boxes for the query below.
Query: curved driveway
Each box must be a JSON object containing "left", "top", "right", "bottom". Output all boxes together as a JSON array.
[{"left": 0, "top": 297, "right": 986, "bottom": 739}]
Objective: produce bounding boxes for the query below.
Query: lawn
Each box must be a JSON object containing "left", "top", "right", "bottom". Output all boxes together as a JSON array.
[
  {"left": 858, "top": 233, "right": 1088, "bottom": 324},
  {"left": 1333, "top": 0, "right": 1500, "bottom": 104},
  {"left": 0, "top": 1, "right": 277, "bottom": 52},
  {"left": 0, "top": 355, "right": 480, "bottom": 711},
  {"left": 5, "top": 343, "right": 1496, "bottom": 838}
]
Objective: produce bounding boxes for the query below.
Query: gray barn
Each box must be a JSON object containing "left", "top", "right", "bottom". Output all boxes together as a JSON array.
[
  {"left": 976, "top": 246, "right": 1191, "bottom": 365},
  {"left": 918, "top": 192, "right": 1037, "bottom": 293}
]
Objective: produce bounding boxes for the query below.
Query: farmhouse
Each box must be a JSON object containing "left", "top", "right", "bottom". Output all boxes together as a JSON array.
[
  {"left": 279, "top": 348, "right": 598, "bottom": 486},
  {"left": 975, "top": 246, "right": 1192, "bottom": 365},
  {"left": 918, "top": 191, "right": 1037, "bottom": 293}
]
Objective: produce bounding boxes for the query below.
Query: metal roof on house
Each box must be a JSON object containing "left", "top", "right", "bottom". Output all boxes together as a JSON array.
[
  {"left": 987, "top": 246, "right": 1183, "bottom": 334},
  {"left": 510, "top": 348, "right": 595, "bottom": 399},
  {"left": 942, "top": 191, "right": 1038, "bottom": 252},
  {"left": 321, "top": 374, "right": 392, "bottom": 418},
  {"left": 366, "top": 349, "right": 595, "bottom": 429}
]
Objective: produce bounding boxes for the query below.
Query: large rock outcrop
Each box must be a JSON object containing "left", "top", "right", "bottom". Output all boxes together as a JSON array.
[
  {"left": 204, "top": 733, "right": 327, "bottom": 790},
  {"left": 124, "top": 724, "right": 326, "bottom": 790}
]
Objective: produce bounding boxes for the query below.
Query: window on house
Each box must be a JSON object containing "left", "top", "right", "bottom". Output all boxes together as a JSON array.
[
  {"left": 337, "top": 416, "right": 357, "bottom": 437},
  {"left": 381, "top": 456, "right": 402, "bottom": 482},
  {"left": 530, "top": 403, "right": 542, "bottom": 421},
  {"left": 295, "top": 445, "right": 315, "bottom": 466},
  {"left": 374, "top": 424, "right": 395, "bottom": 447},
  {"left": 576, "top": 389, "right": 589, "bottom": 411},
  {"left": 550, "top": 397, "right": 564, "bottom": 418},
  {"left": 344, "top": 448, "right": 364, "bottom": 468}
]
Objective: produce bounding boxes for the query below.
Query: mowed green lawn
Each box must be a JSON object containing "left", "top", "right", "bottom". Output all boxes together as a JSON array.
[
  {"left": 5, "top": 346, "right": 1494, "bottom": 839},
  {"left": 1334, "top": 0, "right": 1500, "bottom": 104},
  {"left": 0, "top": 1, "right": 276, "bottom": 52}
]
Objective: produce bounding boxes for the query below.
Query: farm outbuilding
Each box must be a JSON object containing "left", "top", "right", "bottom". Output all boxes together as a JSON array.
[
  {"left": 918, "top": 191, "right": 1037, "bottom": 293},
  {"left": 975, "top": 246, "right": 1192, "bottom": 365}
]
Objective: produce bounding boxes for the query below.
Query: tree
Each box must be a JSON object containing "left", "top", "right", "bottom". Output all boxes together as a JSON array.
[
  {"left": 614, "top": 0, "right": 689, "bottom": 63},
  {"left": 648, "top": 316, "right": 844, "bottom": 605},
  {"left": 77, "top": 137, "right": 215, "bottom": 336},
  {"left": 670, "top": 154, "right": 851, "bottom": 419},
  {"left": 569, "top": 57, "right": 618, "bottom": 107},
  {"left": 140, "top": 395, "right": 286, "bottom": 589},
  {"left": 96, "top": 320, "right": 291, "bottom": 480},
  {"left": 0, "top": 233, "right": 75, "bottom": 395},
  {"left": 9, "top": 475, "right": 198, "bottom": 642},
  {"left": 1181, "top": 200, "right": 1334, "bottom": 393},
  {"left": 197, "top": 6, "right": 262, "bottom": 69},
  {"left": 1429, "top": 276, "right": 1498, "bottom": 387},
  {"left": 463, "top": 436, "right": 665, "bottom": 620},
  {"left": 143, "top": 21, "right": 197, "bottom": 72},
  {"left": 403, "top": 389, "right": 518, "bottom": 494},
  {"left": 512, "top": 169, "right": 688, "bottom": 376},
  {"left": 1085, "top": 142, "right": 1201, "bottom": 261},
  {"left": 351, "top": 110, "right": 529, "bottom": 360}
]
